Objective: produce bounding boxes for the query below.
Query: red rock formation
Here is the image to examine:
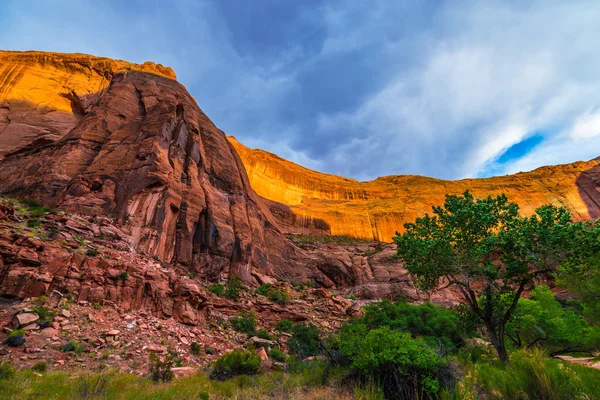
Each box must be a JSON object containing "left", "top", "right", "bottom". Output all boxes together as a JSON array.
[{"left": 0, "top": 51, "right": 309, "bottom": 284}]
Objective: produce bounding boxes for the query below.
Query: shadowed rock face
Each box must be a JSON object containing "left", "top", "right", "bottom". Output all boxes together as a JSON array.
[
  {"left": 229, "top": 137, "right": 600, "bottom": 241},
  {"left": 0, "top": 51, "right": 310, "bottom": 284}
]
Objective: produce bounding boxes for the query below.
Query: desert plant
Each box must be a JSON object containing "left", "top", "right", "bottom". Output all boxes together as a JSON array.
[
  {"left": 225, "top": 277, "right": 243, "bottom": 300},
  {"left": 86, "top": 248, "right": 99, "bottom": 257},
  {"left": 191, "top": 342, "right": 202, "bottom": 356},
  {"left": 149, "top": 352, "right": 175, "bottom": 383},
  {"left": 31, "top": 362, "right": 48, "bottom": 372},
  {"left": 275, "top": 319, "right": 294, "bottom": 333},
  {"left": 209, "top": 349, "right": 262, "bottom": 380},
  {"left": 287, "top": 323, "right": 322, "bottom": 359},
  {"left": 269, "top": 347, "right": 287, "bottom": 362},
  {"left": 208, "top": 283, "right": 225, "bottom": 296},
  {"left": 230, "top": 311, "right": 257, "bottom": 336}
]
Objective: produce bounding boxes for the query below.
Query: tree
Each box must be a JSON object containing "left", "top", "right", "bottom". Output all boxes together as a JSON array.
[
  {"left": 506, "top": 286, "right": 600, "bottom": 355},
  {"left": 394, "top": 191, "right": 595, "bottom": 363},
  {"left": 558, "top": 248, "right": 600, "bottom": 324}
]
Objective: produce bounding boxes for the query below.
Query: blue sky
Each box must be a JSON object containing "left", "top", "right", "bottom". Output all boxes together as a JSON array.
[{"left": 2, "top": 0, "right": 600, "bottom": 181}]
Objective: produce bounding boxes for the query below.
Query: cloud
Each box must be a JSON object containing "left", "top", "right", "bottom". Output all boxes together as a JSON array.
[
  {"left": 1, "top": 0, "right": 600, "bottom": 180},
  {"left": 569, "top": 109, "right": 600, "bottom": 140}
]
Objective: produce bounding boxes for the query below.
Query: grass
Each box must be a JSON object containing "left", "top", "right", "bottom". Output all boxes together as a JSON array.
[
  {"left": 0, "top": 366, "right": 352, "bottom": 400},
  {"left": 458, "top": 348, "right": 600, "bottom": 400}
]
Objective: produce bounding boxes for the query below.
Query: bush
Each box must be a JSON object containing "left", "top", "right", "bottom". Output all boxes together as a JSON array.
[
  {"left": 191, "top": 342, "right": 202, "bottom": 356},
  {"left": 209, "top": 349, "right": 262, "bottom": 380},
  {"left": 275, "top": 319, "right": 294, "bottom": 333},
  {"left": 225, "top": 277, "right": 243, "bottom": 300},
  {"left": 256, "top": 329, "right": 273, "bottom": 340},
  {"left": 287, "top": 323, "right": 322, "bottom": 359},
  {"left": 149, "top": 352, "right": 175, "bottom": 383},
  {"left": 230, "top": 312, "right": 257, "bottom": 336},
  {"left": 62, "top": 340, "right": 84, "bottom": 354},
  {"left": 86, "top": 248, "right": 99, "bottom": 257},
  {"left": 32, "top": 305, "right": 56, "bottom": 324},
  {"left": 208, "top": 283, "right": 225, "bottom": 296},
  {"left": 348, "top": 299, "right": 466, "bottom": 354},
  {"left": 256, "top": 284, "right": 272, "bottom": 297},
  {"left": 205, "top": 347, "right": 216, "bottom": 355},
  {"left": 268, "top": 289, "right": 288, "bottom": 305},
  {"left": 5, "top": 329, "right": 25, "bottom": 347},
  {"left": 340, "top": 326, "right": 448, "bottom": 398},
  {"left": 27, "top": 218, "right": 41, "bottom": 228},
  {"left": 31, "top": 362, "right": 47, "bottom": 372},
  {"left": 117, "top": 271, "right": 128, "bottom": 280},
  {"left": 269, "top": 348, "right": 286, "bottom": 362}
]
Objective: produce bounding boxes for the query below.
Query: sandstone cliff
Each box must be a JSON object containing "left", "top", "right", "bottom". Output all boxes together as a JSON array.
[
  {"left": 229, "top": 137, "right": 600, "bottom": 241},
  {"left": 0, "top": 51, "right": 309, "bottom": 284}
]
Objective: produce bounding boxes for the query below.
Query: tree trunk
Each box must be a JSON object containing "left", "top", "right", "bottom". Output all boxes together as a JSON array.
[{"left": 485, "top": 322, "right": 509, "bottom": 363}]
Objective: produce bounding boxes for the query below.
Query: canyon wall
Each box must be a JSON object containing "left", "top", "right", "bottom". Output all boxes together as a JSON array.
[{"left": 229, "top": 137, "right": 600, "bottom": 241}]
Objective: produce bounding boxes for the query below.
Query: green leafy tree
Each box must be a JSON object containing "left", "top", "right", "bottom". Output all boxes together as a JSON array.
[
  {"left": 506, "top": 286, "right": 600, "bottom": 354},
  {"left": 394, "top": 191, "right": 595, "bottom": 363},
  {"left": 558, "top": 250, "right": 600, "bottom": 324}
]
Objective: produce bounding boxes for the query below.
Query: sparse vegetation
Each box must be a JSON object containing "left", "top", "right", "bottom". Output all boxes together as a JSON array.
[
  {"left": 225, "top": 277, "right": 243, "bottom": 300},
  {"left": 207, "top": 283, "right": 225, "bottom": 296},
  {"left": 191, "top": 342, "right": 202, "bottom": 356},
  {"left": 209, "top": 349, "right": 262, "bottom": 380},
  {"left": 149, "top": 353, "right": 175, "bottom": 383},
  {"left": 230, "top": 311, "right": 257, "bottom": 336}
]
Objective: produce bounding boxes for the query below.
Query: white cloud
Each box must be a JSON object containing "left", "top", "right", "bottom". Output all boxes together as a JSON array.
[{"left": 569, "top": 109, "right": 600, "bottom": 139}]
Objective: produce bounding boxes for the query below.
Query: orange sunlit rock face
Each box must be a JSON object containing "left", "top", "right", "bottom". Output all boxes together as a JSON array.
[
  {"left": 228, "top": 136, "right": 600, "bottom": 241},
  {"left": 0, "top": 50, "right": 175, "bottom": 159}
]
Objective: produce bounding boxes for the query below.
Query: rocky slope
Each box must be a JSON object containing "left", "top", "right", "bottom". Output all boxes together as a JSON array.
[{"left": 229, "top": 137, "right": 600, "bottom": 241}]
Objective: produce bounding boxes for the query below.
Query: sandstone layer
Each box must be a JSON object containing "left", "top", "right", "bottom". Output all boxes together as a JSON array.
[{"left": 229, "top": 137, "right": 600, "bottom": 241}]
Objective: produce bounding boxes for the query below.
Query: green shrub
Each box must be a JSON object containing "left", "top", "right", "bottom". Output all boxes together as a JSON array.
[
  {"left": 149, "top": 352, "right": 175, "bottom": 383},
  {"left": 62, "top": 340, "right": 84, "bottom": 354},
  {"left": 269, "top": 348, "right": 286, "bottom": 362},
  {"left": 256, "top": 284, "right": 272, "bottom": 297},
  {"left": 208, "top": 283, "right": 225, "bottom": 296},
  {"left": 256, "top": 329, "right": 273, "bottom": 340},
  {"left": 209, "top": 349, "right": 262, "bottom": 380},
  {"left": 117, "top": 271, "right": 128, "bottom": 280},
  {"left": 191, "top": 342, "right": 202, "bottom": 356},
  {"left": 230, "top": 311, "right": 257, "bottom": 335},
  {"left": 0, "top": 362, "right": 15, "bottom": 380},
  {"left": 340, "top": 326, "right": 448, "bottom": 398},
  {"left": 27, "top": 218, "right": 41, "bottom": 228},
  {"left": 32, "top": 305, "right": 56, "bottom": 324},
  {"left": 31, "top": 362, "right": 47, "bottom": 372},
  {"left": 205, "top": 347, "right": 216, "bottom": 355},
  {"left": 275, "top": 319, "right": 294, "bottom": 333},
  {"left": 348, "top": 298, "right": 466, "bottom": 354},
  {"left": 287, "top": 323, "right": 321, "bottom": 359},
  {"left": 225, "top": 277, "right": 243, "bottom": 300},
  {"left": 7, "top": 329, "right": 25, "bottom": 338},
  {"left": 198, "top": 392, "right": 210, "bottom": 400},
  {"left": 268, "top": 289, "right": 288, "bottom": 305},
  {"left": 86, "top": 248, "right": 99, "bottom": 257}
]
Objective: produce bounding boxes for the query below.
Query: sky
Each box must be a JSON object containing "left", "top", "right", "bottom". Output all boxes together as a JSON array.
[{"left": 2, "top": 0, "right": 600, "bottom": 181}]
